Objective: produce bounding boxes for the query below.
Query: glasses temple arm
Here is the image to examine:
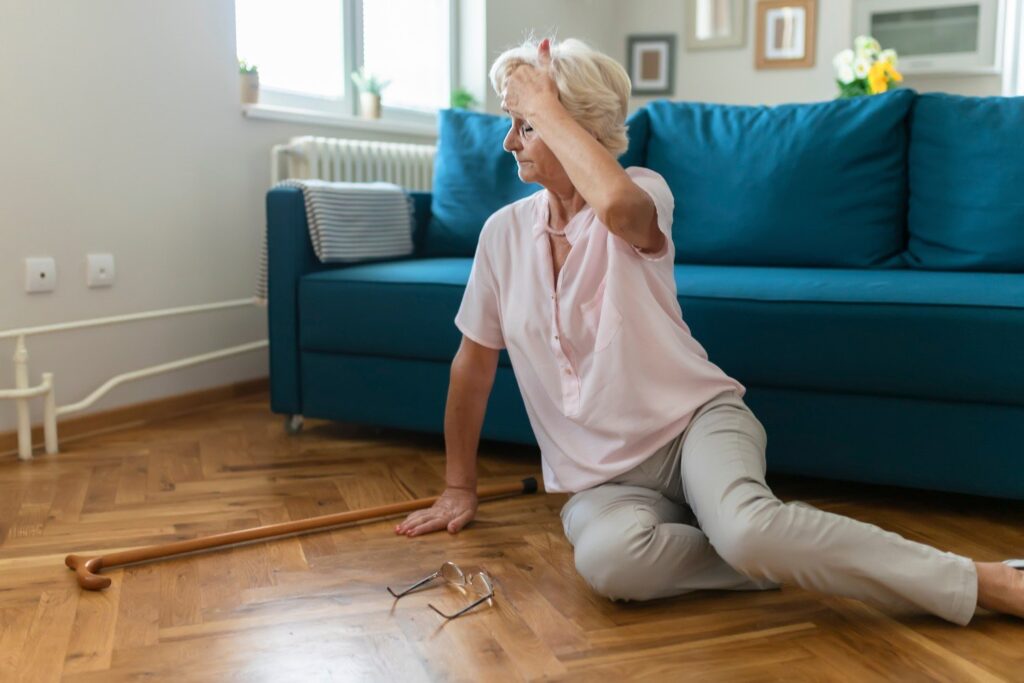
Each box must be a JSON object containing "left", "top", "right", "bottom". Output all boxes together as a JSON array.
[
  {"left": 428, "top": 592, "right": 494, "bottom": 619},
  {"left": 386, "top": 570, "right": 441, "bottom": 598}
]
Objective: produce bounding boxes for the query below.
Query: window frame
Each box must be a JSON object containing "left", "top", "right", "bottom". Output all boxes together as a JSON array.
[
  {"left": 245, "top": 0, "right": 457, "bottom": 125},
  {"left": 1002, "top": 0, "right": 1024, "bottom": 95},
  {"left": 1015, "top": 0, "right": 1024, "bottom": 95}
]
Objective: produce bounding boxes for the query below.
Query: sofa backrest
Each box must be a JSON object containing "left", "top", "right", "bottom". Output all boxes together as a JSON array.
[
  {"left": 423, "top": 108, "right": 542, "bottom": 257},
  {"left": 422, "top": 107, "right": 650, "bottom": 257},
  {"left": 645, "top": 89, "right": 915, "bottom": 268},
  {"left": 905, "top": 93, "right": 1024, "bottom": 273},
  {"left": 424, "top": 91, "right": 1023, "bottom": 274}
]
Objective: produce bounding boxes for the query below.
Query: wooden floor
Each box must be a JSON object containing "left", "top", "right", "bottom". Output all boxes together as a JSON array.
[{"left": 2, "top": 392, "right": 1023, "bottom": 682}]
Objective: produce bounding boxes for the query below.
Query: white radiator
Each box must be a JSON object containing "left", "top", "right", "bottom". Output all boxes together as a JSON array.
[{"left": 271, "top": 135, "right": 436, "bottom": 190}]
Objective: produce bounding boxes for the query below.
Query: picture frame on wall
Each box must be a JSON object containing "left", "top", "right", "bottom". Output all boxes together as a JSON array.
[
  {"left": 627, "top": 34, "right": 676, "bottom": 95},
  {"left": 755, "top": 0, "right": 818, "bottom": 69},
  {"left": 684, "top": 0, "right": 747, "bottom": 50}
]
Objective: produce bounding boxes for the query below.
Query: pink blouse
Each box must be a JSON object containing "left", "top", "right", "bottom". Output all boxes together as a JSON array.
[{"left": 454, "top": 166, "right": 746, "bottom": 493}]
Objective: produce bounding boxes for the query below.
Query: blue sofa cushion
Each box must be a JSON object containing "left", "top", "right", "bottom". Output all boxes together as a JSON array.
[
  {"left": 297, "top": 260, "right": 1024, "bottom": 408},
  {"left": 619, "top": 105, "right": 649, "bottom": 169},
  {"left": 424, "top": 109, "right": 542, "bottom": 257},
  {"left": 300, "top": 258, "right": 512, "bottom": 370},
  {"left": 424, "top": 107, "right": 651, "bottom": 257},
  {"left": 644, "top": 89, "right": 915, "bottom": 267},
  {"left": 676, "top": 265, "right": 1024, "bottom": 408},
  {"left": 905, "top": 93, "right": 1024, "bottom": 272}
]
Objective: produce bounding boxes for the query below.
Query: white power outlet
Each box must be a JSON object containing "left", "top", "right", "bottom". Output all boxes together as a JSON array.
[
  {"left": 86, "top": 253, "right": 115, "bottom": 288},
  {"left": 25, "top": 257, "right": 57, "bottom": 293}
]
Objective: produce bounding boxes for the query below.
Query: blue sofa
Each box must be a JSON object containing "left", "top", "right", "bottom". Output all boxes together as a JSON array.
[{"left": 267, "top": 90, "right": 1024, "bottom": 500}]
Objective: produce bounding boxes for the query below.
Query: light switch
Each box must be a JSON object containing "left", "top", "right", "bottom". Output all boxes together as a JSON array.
[{"left": 86, "top": 253, "right": 115, "bottom": 288}]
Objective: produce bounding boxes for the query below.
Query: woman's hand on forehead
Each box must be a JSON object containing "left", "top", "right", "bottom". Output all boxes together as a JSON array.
[
  {"left": 501, "top": 98, "right": 524, "bottom": 122},
  {"left": 500, "top": 39, "right": 558, "bottom": 122}
]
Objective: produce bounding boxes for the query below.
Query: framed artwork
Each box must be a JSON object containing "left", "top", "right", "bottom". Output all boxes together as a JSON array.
[
  {"left": 755, "top": 0, "right": 817, "bottom": 69},
  {"left": 684, "top": 0, "right": 747, "bottom": 50},
  {"left": 627, "top": 34, "right": 676, "bottom": 95}
]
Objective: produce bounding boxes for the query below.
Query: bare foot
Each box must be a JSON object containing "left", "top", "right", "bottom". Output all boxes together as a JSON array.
[{"left": 975, "top": 562, "right": 1024, "bottom": 617}]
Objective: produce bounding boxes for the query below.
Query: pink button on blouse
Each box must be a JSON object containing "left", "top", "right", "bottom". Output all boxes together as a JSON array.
[{"left": 454, "top": 166, "right": 746, "bottom": 493}]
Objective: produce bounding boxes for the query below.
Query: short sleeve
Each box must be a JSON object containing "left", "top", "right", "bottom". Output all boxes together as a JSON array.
[
  {"left": 454, "top": 228, "right": 506, "bottom": 350},
  {"left": 624, "top": 167, "right": 675, "bottom": 262}
]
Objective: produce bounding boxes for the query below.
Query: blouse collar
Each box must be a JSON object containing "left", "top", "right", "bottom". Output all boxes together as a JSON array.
[{"left": 531, "top": 190, "right": 591, "bottom": 246}]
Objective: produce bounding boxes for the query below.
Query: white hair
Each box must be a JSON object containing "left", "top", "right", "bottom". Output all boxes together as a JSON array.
[{"left": 488, "top": 35, "right": 632, "bottom": 158}]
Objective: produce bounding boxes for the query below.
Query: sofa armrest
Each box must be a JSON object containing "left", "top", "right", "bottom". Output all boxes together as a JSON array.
[
  {"left": 266, "top": 186, "right": 329, "bottom": 415},
  {"left": 266, "top": 186, "right": 433, "bottom": 415}
]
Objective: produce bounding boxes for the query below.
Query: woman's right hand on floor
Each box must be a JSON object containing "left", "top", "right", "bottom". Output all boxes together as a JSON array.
[{"left": 395, "top": 487, "right": 478, "bottom": 536}]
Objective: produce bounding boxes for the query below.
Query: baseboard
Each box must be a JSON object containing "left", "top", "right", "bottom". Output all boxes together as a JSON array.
[{"left": 0, "top": 377, "right": 269, "bottom": 457}]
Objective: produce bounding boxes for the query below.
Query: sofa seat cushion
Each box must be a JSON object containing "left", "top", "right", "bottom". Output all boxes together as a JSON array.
[
  {"left": 300, "top": 258, "right": 514, "bottom": 367},
  {"left": 677, "top": 265, "right": 1024, "bottom": 406},
  {"left": 300, "top": 259, "right": 1024, "bottom": 407}
]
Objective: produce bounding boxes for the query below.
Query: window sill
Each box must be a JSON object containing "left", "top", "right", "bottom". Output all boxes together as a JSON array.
[{"left": 242, "top": 103, "right": 437, "bottom": 139}]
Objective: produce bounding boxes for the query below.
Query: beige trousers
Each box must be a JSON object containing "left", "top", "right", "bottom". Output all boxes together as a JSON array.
[{"left": 560, "top": 389, "right": 979, "bottom": 626}]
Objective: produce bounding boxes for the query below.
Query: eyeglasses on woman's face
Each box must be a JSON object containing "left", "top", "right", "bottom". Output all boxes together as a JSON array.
[
  {"left": 514, "top": 121, "right": 536, "bottom": 140},
  {"left": 386, "top": 560, "right": 496, "bottom": 619}
]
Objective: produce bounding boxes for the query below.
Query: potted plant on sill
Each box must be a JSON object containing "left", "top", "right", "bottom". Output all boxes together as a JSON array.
[
  {"left": 351, "top": 67, "right": 391, "bottom": 120},
  {"left": 451, "top": 87, "right": 479, "bottom": 110},
  {"left": 239, "top": 59, "right": 259, "bottom": 104}
]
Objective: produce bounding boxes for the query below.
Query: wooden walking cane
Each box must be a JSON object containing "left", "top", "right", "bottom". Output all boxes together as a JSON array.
[{"left": 66, "top": 476, "right": 540, "bottom": 591}]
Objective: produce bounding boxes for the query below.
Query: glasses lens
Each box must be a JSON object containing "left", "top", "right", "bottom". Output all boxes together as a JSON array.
[
  {"left": 469, "top": 572, "right": 494, "bottom": 596},
  {"left": 440, "top": 561, "right": 466, "bottom": 586}
]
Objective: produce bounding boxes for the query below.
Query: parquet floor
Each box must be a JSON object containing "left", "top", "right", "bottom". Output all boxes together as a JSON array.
[{"left": 1, "top": 391, "right": 1023, "bottom": 682}]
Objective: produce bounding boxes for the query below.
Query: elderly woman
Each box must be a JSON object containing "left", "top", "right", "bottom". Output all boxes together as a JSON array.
[{"left": 395, "top": 37, "right": 1024, "bottom": 626}]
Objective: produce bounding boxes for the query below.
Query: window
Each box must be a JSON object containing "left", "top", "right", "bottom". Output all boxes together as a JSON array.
[
  {"left": 361, "top": 0, "right": 451, "bottom": 111},
  {"left": 235, "top": 0, "right": 454, "bottom": 121}
]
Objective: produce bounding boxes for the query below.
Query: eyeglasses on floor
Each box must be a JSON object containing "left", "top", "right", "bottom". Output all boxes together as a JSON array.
[{"left": 386, "top": 560, "right": 496, "bottom": 619}]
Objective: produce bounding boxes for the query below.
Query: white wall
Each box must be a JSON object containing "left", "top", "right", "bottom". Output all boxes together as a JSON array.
[{"left": 0, "top": 0, "right": 434, "bottom": 436}]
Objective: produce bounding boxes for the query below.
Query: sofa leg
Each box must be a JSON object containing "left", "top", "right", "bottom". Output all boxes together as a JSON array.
[{"left": 284, "top": 414, "right": 304, "bottom": 435}]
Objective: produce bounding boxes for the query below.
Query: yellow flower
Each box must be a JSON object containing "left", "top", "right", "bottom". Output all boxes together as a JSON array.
[
  {"left": 868, "top": 60, "right": 903, "bottom": 94},
  {"left": 868, "top": 61, "right": 888, "bottom": 94}
]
